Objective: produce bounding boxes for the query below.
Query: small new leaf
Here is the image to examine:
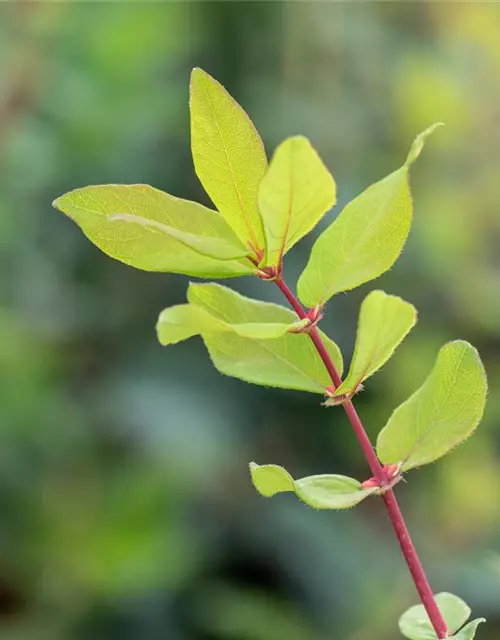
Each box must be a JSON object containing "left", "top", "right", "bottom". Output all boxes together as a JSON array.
[
  {"left": 258, "top": 136, "right": 336, "bottom": 267},
  {"left": 377, "top": 341, "right": 487, "bottom": 471},
  {"left": 190, "top": 68, "right": 267, "bottom": 255},
  {"left": 157, "top": 304, "right": 224, "bottom": 346},
  {"left": 249, "top": 463, "right": 294, "bottom": 497},
  {"left": 334, "top": 290, "right": 416, "bottom": 397},
  {"left": 399, "top": 592, "right": 471, "bottom": 640},
  {"left": 297, "top": 124, "right": 442, "bottom": 307},
  {"left": 157, "top": 301, "right": 308, "bottom": 347},
  {"left": 187, "top": 283, "right": 343, "bottom": 393},
  {"left": 250, "top": 463, "right": 377, "bottom": 509},
  {"left": 54, "top": 184, "right": 254, "bottom": 278}
]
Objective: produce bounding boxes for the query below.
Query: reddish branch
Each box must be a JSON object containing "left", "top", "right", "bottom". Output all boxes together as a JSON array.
[{"left": 274, "top": 276, "right": 448, "bottom": 639}]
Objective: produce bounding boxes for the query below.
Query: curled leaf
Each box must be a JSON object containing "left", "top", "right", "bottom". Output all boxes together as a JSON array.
[
  {"left": 406, "top": 122, "right": 444, "bottom": 166},
  {"left": 156, "top": 300, "right": 308, "bottom": 347},
  {"left": 106, "top": 212, "right": 250, "bottom": 260},
  {"left": 186, "top": 283, "right": 342, "bottom": 393},
  {"left": 157, "top": 304, "right": 205, "bottom": 346}
]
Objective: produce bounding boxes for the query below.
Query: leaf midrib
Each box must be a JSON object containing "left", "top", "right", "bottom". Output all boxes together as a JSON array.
[{"left": 199, "top": 81, "right": 261, "bottom": 251}]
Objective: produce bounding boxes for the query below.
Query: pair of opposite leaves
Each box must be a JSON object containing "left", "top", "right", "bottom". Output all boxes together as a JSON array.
[
  {"left": 53, "top": 67, "right": 441, "bottom": 308},
  {"left": 157, "top": 280, "right": 486, "bottom": 512},
  {"left": 398, "top": 593, "right": 485, "bottom": 640}
]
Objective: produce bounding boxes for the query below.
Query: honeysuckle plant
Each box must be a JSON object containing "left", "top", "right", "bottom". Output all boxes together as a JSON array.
[{"left": 54, "top": 68, "right": 488, "bottom": 639}]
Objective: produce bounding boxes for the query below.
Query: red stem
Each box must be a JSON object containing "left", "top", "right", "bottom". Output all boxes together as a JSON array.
[{"left": 275, "top": 277, "right": 448, "bottom": 639}]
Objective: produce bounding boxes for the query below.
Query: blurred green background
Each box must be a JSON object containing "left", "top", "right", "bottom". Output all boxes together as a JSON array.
[{"left": 1, "top": 2, "right": 499, "bottom": 639}]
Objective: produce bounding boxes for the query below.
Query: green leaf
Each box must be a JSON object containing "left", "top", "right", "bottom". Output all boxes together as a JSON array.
[
  {"left": 249, "top": 463, "right": 377, "bottom": 509},
  {"left": 451, "top": 619, "right": 485, "bottom": 639},
  {"left": 156, "top": 304, "right": 218, "bottom": 346},
  {"left": 156, "top": 300, "right": 308, "bottom": 346},
  {"left": 187, "top": 283, "right": 343, "bottom": 393},
  {"left": 333, "top": 290, "right": 416, "bottom": 398},
  {"left": 377, "top": 341, "right": 487, "bottom": 471},
  {"left": 297, "top": 124, "right": 443, "bottom": 307},
  {"left": 249, "top": 463, "right": 294, "bottom": 497},
  {"left": 54, "top": 184, "right": 254, "bottom": 278},
  {"left": 190, "top": 68, "right": 267, "bottom": 255},
  {"left": 258, "top": 136, "right": 336, "bottom": 267},
  {"left": 399, "top": 592, "right": 471, "bottom": 640}
]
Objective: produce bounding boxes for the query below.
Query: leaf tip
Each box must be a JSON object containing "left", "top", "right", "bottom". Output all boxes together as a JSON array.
[
  {"left": 406, "top": 122, "right": 444, "bottom": 166},
  {"left": 190, "top": 67, "right": 218, "bottom": 91}
]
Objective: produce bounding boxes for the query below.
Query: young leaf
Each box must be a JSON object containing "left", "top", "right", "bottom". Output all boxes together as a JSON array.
[
  {"left": 187, "top": 283, "right": 343, "bottom": 393},
  {"left": 249, "top": 463, "right": 294, "bottom": 496},
  {"left": 399, "top": 592, "right": 471, "bottom": 640},
  {"left": 333, "top": 290, "right": 416, "bottom": 398},
  {"left": 157, "top": 304, "right": 219, "bottom": 346},
  {"left": 297, "top": 124, "right": 443, "bottom": 307},
  {"left": 156, "top": 301, "right": 308, "bottom": 346},
  {"left": 54, "top": 184, "right": 254, "bottom": 278},
  {"left": 258, "top": 136, "right": 336, "bottom": 267},
  {"left": 190, "top": 68, "right": 267, "bottom": 255},
  {"left": 249, "top": 463, "right": 377, "bottom": 509},
  {"left": 451, "top": 619, "right": 485, "bottom": 639},
  {"left": 377, "top": 341, "right": 487, "bottom": 471}
]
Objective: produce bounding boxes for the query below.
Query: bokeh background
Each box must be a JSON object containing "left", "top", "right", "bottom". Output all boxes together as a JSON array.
[{"left": 1, "top": 2, "right": 499, "bottom": 639}]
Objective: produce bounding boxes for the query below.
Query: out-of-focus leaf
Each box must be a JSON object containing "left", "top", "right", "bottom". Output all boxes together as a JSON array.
[
  {"left": 399, "top": 592, "right": 471, "bottom": 640},
  {"left": 377, "top": 341, "right": 487, "bottom": 471},
  {"left": 250, "top": 462, "right": 376, "bottom": 509},
  {"left": 187, "top": 283, "right": 343, "bottom": 393},
  {"left": 451, "top": 619, "right": 486, "bottom": 639},
  {"left": 54, "top": 184, "right": 254, "bottom": 278},
  {"left": 297, "top": 124, "right": 442, "bottom": 307},
  {"left": 333, "top": 290, "right": 416, "bottom": 397},
  {"left": 190, "top": 68, "right": 267, "bottom": 255},
  {"left": 258, "top": 136, "right": 336, "bottom": 266},
  {"left": 196, "top": 583, "right": 318, "bottom": 640}
]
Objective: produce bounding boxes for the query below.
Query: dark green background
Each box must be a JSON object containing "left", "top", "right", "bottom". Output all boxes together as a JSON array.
[{"left": 1, "top": 2, "right": 499, "bottom": 639}]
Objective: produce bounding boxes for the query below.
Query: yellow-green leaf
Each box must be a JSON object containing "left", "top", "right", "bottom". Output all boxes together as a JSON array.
[
  {"left": 54, "top": 184, "right": 254, "bottom": 278},
  {"left": 187, "top": 283, "right": 343, "bottom": 393},
  {"left": 190, "top": 68, "right": 267, "bottom": 255},
  {"left": 104, "top": 213, "right": 250, "bottom": 261},
  {"left": 249, "top": 463, "right": 295, "bottom": 497},
  {"left": 156, "top": 300, "right": 308, "bottom": 346},
  {"left": 297, "top": 124, "right": 443, "bottom": 307},
  {"left": 258, "top": 136, "right": 336, "bottom": 267},
  {"left": 399, "top": 593, "right": 471, "bottom": 640},
  {"left": 377, "top": 341, "right": 487, "bottom": 471},
  {"left": 250, "top": 463, "right": 377, "bottom": 509},
  {"left": 157, "top": 304, "right": 218, "bottom": 346},
  {"left": 333, "top": 290, "right": 416, "bottom": 398}
]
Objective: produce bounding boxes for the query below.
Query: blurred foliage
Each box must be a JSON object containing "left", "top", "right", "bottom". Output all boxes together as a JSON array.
[{"left": 0, "top": 2, "right": 499, "bottom": 639}]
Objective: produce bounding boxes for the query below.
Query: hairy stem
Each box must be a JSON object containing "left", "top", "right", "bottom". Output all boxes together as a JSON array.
[{"left": 275, "top": 277, "right": 448, "bottom": 639}]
